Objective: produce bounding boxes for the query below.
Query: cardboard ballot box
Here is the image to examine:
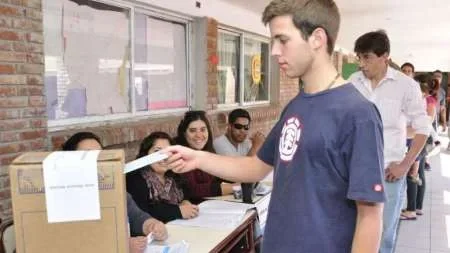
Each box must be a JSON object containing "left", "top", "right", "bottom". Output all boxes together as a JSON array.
[{"left": 9, "top": 150, "right": 128, "bottom": 253}]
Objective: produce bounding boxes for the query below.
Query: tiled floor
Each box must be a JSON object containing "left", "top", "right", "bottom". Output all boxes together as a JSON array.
[{"left": 396, "top": 132, "right": 450, "bottom": 253}]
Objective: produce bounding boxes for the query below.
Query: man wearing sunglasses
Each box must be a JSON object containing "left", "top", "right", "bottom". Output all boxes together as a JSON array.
[{"left": 214, "top": 109, "right": 265, "bottom": 157}]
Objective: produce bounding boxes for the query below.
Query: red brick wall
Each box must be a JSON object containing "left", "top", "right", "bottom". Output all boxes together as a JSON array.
[
  {"left": 206, "top": 18, "right": 219, "bottom": 110},
  {"left": 48, "top": 106, "right": 282, "bottom": 163},
  {"left": 0, "top": 0, "right": 46, "bottom": 219}
]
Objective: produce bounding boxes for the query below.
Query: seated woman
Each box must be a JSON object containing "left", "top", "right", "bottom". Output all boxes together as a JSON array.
[
  {"left": 175, "top": 111, "right": 234, "bottom": 204},
  {"left": 62, "top": 132, "right": 167, "bottom": 253},
  {"left": 126, "top": 132, "right": 199, "bottom": 223}
]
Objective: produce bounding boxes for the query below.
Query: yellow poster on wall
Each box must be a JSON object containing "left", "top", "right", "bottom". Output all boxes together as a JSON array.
[{"left": 251, "top": 54, "right": 261, "bottom": 85}]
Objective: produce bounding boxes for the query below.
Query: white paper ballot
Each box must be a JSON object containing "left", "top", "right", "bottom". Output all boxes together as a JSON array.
[
  {"left": 168, "top": 200, "right": 254, "bottom": 229},
  {"left": 254, "top": 194, "right": 271, "bottom": 228},
  {"left": 145, "top": 241, "right": 189, "bottom": 253},
  {"left": 43, "top": 150, "right": 101, "bottom": 223},
  {"left": 124, "top": 151, "right": 168, "bottom": 174},
  {"left": 147, "top": 233, "right": 154, "bottom": 245}
]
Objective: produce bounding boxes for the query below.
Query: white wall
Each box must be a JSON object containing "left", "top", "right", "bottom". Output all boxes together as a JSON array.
[
  {"left": 137, "top": 0, "right": 270, "bottom": 37},
  {"left": 135, "top": 1, "right": 360, "bottom": 54},
  {"left": 337, "top": 0, "right": 450, "bottom": 71}
]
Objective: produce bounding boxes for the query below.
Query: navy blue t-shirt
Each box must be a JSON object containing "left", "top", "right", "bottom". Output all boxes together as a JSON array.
[{"left": 257, "top": 84, "right": 385, "bottom": 253}]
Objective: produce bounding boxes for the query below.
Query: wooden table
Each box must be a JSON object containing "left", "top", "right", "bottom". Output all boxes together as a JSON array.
[
  {"left": 162, "top": 210, "right": 259, "bottom": 253},
  {"left": 159, "top": 184, "right": 273, "bottom": 252}
]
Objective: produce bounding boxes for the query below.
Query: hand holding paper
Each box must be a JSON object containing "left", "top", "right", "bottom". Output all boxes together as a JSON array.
[
  {"left": 162, "top": 145, "right": 201, "bottom": 174},
  {"left": 143, "top": 218, "right": 168, "bottom": 241},
  {"left": 144, "top": 241, "right": 189, "bottom": 253},
  {"left": 129, "top": 236, "right": 147, "bottom": 253},
  {"left": 124, "top": 151, "right": 169, "bottom": 174},
  {"left": 146, "top": 233, "right": 154, "bottom": 245}
]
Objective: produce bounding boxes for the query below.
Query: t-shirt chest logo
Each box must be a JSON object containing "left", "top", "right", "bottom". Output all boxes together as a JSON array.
[{"left": 279, "top": 117, "right": 302, "bottom": 162}]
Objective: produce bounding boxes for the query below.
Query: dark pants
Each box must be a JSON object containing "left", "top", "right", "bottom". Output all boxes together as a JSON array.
[{"left": 406, "top": 157, "right": 426, "bottom": 211}]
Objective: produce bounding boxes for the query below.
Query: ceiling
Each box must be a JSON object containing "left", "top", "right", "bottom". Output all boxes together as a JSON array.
[{"left": 223, "top": 0, "right": 450, "bottom": 71}]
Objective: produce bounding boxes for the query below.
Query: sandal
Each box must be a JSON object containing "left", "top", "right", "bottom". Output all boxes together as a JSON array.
[{"left": 400, "top": 213, "right": 417, "bottom": 220}]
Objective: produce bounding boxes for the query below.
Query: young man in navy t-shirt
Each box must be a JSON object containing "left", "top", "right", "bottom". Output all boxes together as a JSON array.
[{"left": 164, "top": 0, "right": 385, "bottom": 252}]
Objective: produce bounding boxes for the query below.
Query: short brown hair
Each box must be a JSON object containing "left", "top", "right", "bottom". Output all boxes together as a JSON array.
[{"left": 262, "top": 0, "right": 340, "bottom": 55}]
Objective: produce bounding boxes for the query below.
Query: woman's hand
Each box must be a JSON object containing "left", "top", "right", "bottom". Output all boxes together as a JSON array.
[
  {"left": 180, "top": 203, "right": 199, "bottom": 219},
  {"left": 142, "top": 218, "right": 168, "bottom": 241},
  {"left": 129, "top": 236, "right": 147, "bottom": 253}
]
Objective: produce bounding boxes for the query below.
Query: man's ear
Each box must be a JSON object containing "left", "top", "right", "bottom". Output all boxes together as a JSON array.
[
  {"left": 309, "top": 27, "right": 328, "bottom": 51},
  {"left": 382, "top": 53, "right": 390, "bottom": 63}
]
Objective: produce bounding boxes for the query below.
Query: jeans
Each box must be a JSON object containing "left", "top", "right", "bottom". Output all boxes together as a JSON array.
[
  {"left": 416, "top": 158, "right": 426, "bottom": 210},
  {"left": 405, "top": 145, "right": 427, "bottom": 212},
  {"left": 380, "top": 177, "right": 406, "bottom": 253}
]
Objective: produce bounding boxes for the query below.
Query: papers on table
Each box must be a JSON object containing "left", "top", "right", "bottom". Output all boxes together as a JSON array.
[
  {"left": 168, "top": 200, "right": 255, "bottom": 229},
  {"left": 145, "top": 241, "right": 189, "bottom": 253},
  {"left": 199, "top": 199, "right": 255, "bottom": 214},
  {"left": 124, "top": 151, "right": 168, "bottom": 174},
  {"left": 253, "top": 194, "right": 271, "bottom": 228},
  {"left": 43, "top": 150, "right": 101, "bottom": 223}
]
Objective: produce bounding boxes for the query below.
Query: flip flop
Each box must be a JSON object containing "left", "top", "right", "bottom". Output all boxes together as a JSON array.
[{"left": 400, "top": 214, "right": 417, "bottom": 220}]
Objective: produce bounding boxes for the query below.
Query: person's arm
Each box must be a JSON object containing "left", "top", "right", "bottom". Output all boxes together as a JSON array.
[
  {"left": 127, "top": 193, "right": 152, "bottom": 236},
  {"left": 440, "top": 107, "right": 447, "bottom": 130},
  {"left": 146, "top": 202, "right": 183, "bottom": 223},
  {"left": 402, "top": 84, "right": 429, "bottom": 164},
  {"left": 142, "top": 218, "right": 168, "bottom": 241},
  {"left": 247, "top": 131, "right": 265, "bottom": 156},
  {"left": 343, "top": 105, "right": 385, "bottom": 252},
  {"left": 129, "top": 237, "right": 147, "bottom": 253},
  {"left": 399, "top": 135, "right": 427, "bottom": 166},
  {"left": 165, "top": 119, "right": 280, "bottom": 182},
  {"left": 169, "top": 152, "right": 272, "bottom": 183},
  {"left": 387, "top": 81, "right": 429, "bottom": 181},
  {"left": 352, "top": 201, "right": 384, "bottom": 253},
  {"left": 406, "top": 126, "right": 415, "bottom": 139},
  {"left": 126, "top": 172, "right": 151, "bottom": 214}
]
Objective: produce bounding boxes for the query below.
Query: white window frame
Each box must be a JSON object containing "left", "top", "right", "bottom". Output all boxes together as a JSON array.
[
  {"left": 216, "top": 27, "right": 271, "bottom": 110},
  {"left": 45, "top": 0, "right": 193, "bottom": 131}
]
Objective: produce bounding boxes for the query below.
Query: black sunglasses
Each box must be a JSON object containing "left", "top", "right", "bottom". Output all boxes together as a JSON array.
[{"left": 233, "top": 123, "right": 249, "bottom": 130}]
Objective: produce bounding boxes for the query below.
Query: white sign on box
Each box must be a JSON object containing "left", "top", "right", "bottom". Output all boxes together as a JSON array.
[
  {"left": 43, "top": 150, "right": 101, "bottom": 223},
  {"left": 124, "top": 151, "right": 169, "bottom": 174}
]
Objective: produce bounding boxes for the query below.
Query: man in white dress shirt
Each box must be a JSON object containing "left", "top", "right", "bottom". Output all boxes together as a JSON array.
[{"left": 349, "top": 30, "right": 429, "bottom": 253}]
